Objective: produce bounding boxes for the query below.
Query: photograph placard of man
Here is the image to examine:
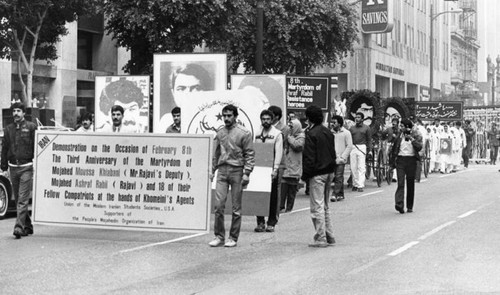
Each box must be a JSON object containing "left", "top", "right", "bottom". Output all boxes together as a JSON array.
[
  {"left": 153, "top": 53, "right": 227, "bottom": 133},
  {"left": 382, "top": 98, "right": 411, "bottom": 129},
  {"left": 94, "top": 76, "right": 150, "bottom": 133},
  {"left": 230, "top": 74, "right": 287, "bottom": 116}
]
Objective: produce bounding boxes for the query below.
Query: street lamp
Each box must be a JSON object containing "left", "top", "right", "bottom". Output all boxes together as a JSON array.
[
  {"left": 429, "top": 3, "right": 462, "bottom": 101},
  {"left": 486, "top": 55, "right": 500, "bottom": 105}
]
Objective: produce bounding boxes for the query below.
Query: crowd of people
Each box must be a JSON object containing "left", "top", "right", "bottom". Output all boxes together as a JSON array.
[{"left": 3, "top": 100, "right": 500, "bottom": 248}]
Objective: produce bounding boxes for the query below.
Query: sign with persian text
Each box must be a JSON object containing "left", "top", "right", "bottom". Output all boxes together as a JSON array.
[
  {"left": 415, "top": 101, "right": 463, "bottom": 121},
  {"left": 33, "top": 131, "right": 212, "bottom": 233}
]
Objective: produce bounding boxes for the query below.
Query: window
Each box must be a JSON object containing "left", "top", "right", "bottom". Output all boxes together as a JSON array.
[{"left": 77, "top": 31, "right": 93, "bottom": 70}]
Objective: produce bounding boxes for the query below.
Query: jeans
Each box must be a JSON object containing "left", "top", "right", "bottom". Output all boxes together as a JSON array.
[
  {"left": 309, "top": 173, "right": 335, "bottom": 243},
  {"left": 10, "top": 165, "right": 33, "bottom": 232},
  {"left": 332, "top": 164, "right": 345, "bottom": 197},
  {"left": 214, "top": 165, "right": 243, "bottom": 242},
  {"left": 395, "top": 156, "right": 416, "bottom": 210},
  {"left": 279, "top": 177, "right": 299, "bottom": 212},
  {"left": 350, "top": 145, "right": 366, "bottom": 188},
  {"left": 257, "top": 176, "right": 279, "bottom": 226}
]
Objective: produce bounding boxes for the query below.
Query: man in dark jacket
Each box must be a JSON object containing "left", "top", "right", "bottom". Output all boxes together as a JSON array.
[
  {"left": 302, "top": 105, "right": 337, "bottom": 247},
  {"left": 1, "top": 103, "right": 37, "bottom": 238},
  {"left": 389, "top": 118, "right": 423, "bottom": 214}
]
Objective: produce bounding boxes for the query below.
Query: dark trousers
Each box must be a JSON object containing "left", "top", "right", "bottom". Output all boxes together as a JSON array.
[
  {"left": 415, "top": 160, "right": 422, "bottom": 181},
  {"left": 332, "top": 164, "right": 345, "bottom": 197},
  {"left": 395, "top": 156, "right": 417, "bottom": 210},
  {"left": 10, "top": 165, "right": 33, "bottom": 232},
  {"left": 490, "top": 146, "right": 499, "bottom": 164},
  {"left": 462, "top": 144, "right": 471, "bottom": 168},
  {"left": 257, "top": 176, "right": 279, "bottom": 226},
  {"left": 280, "top": 178, "right": 299, "bottom": 212}
]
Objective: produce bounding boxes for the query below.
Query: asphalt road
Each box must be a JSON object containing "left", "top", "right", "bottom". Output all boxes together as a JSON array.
[{"left": 1, "top": 164, "right": 499, "bottom": 294}]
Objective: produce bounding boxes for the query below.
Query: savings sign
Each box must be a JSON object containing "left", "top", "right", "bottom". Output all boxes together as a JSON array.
[{"left": 361, "top": 0, "right": 393, "bottom": 34}]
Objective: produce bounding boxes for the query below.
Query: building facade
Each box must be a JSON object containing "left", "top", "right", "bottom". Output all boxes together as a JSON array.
[
  {"left": 317, "top": 0, "right": 472, "bottom": 106},
  {"left": 0, "top": 15, "right": 129, "bottom": 130}
]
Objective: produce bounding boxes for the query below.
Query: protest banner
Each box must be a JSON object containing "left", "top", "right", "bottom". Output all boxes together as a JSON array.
[
  {"left": 415, "top": 101, "right": 463, "bottom": 121},
  {"left": 180, "top": 90, "right": 273, "bottom": 216},
  {"left": 33, "top": 131, "right": 212, "bottom": 233}
]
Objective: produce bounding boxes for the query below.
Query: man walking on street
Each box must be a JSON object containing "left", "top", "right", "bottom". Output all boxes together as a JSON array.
[
  {"left": 302, "top": 105, "right": 337, "bottom": 248},
  {"left": 462, "top": 120, "right": 475, "bottom": 168},
  {"left": 349, "top": 112, "right": 372, "bottom": 192},
  {"left": 1, "top": 103, "right": 37, "bottom": 239},
  {"left": 255, "top": 110, "right": 283, "bottom": 233},
  {"left": 210, "top": 105, "right": 255, "bottom": 247},
  {"left": 330, "top": 115, "right": 352, "bottom": 202},
  {"left": 389, "top": 119, "right": 423, "bottom": 214}
]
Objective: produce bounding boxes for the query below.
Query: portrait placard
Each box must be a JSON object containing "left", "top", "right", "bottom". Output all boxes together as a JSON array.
[
  {"left": 94, "top": 76, "right": 150, "bottom": 133},
  {"left": 153, "top": 53, "right": 227, "bottom": 133}
]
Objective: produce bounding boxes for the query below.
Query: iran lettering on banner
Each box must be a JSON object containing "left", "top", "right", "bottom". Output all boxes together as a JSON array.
[{"left": 181, "top": 90, "right": 273, "bottom": 216}]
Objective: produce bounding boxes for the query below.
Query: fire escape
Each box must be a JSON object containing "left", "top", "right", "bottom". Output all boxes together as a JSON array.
[{"left": 451, "top": 0, "right": 479, "bottom": 101}]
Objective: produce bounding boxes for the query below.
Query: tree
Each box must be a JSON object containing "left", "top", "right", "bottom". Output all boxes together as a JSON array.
[
  {"left": 216, "top": 0, "right": 359, "bottom": 75},
  {"left": 0, "top": 0, "right": 98, "bottom": 105},
  {"left": 101, "top": 0, "right": 242, "bottom": 75},
  {"left": 102, "top": 0, "right": 358, "bottom": 75}
]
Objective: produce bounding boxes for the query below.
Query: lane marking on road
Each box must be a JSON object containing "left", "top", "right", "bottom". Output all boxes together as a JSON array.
[
  {"left": 290, "top": 207, "right": 310, "bottom": 214},
  {"left": 387, "top": 241, "right": 420, "bottom": 256},
  {"left": 458, "top": 210, "right": 477, "bottom": 219},
  {"left": 118, "top": 232, "right": 207, "bottom": 254},
  {"left": 418, "top": 221, "right": 456, "bottom": 240},
  {"left": 355, "top": 190, "right": 384, "bottom": 198},
  {"left": 346, "top": 256, "right": 389, "bottom": 276}
]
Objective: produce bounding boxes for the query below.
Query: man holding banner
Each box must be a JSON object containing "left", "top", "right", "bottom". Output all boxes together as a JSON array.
[
  {"left": 254, "top": 110, "right": 283, "bottom": 233},
  {"left": 210, "top": 105, "right": 255, "bottom": 248}
]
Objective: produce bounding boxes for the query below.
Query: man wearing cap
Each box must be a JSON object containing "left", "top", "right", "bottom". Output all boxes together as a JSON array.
[{"left": 1, "top": 103, "right": 37, "bottom": 239}]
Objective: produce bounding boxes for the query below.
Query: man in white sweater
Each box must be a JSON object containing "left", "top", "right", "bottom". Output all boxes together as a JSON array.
[{"left": 330, "top": 115, "right": 353, "bottom": 201}]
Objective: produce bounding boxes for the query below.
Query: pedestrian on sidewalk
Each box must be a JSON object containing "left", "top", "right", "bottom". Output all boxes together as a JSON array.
[
  {"left": 389, "top": 119, "right": 422, "bottom": 214},
  {"left": 255, "top": 109, "right": 283, "bottom": 233},
  {"left": 302, "top": 105, "right": 337, "bottom": 247},
  {"left": 209, "top": 105, "right": 255, "bottom": 248},
  {"left": 1, "top": 103, "right": 37, "bottom": 239},
  {"left": 279, "top": 118, "right": 304, "bottom": 213},
  {"left": 330, "top": 115, "right": 353, "bottom": 202}
]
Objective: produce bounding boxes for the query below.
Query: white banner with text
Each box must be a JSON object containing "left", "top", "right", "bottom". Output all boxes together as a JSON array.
[{"left": 33, "top": 131, "right": 213, "bottom": 233}]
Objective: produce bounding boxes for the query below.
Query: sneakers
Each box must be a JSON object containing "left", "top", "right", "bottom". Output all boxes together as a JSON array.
[
  {"left": 336, "top": 196, "right": 344, "bottom": 201},
  {"left": 357, "top": 188, "right": 364, "bottom": 192},
  {"left": 265, "top": 225, "right": 275, "bottom": 232},
  {"left": 330, "top": 196, "right": 337, "bottom": 202},
  {"left": 208, "top": 237, "right": 224, "bottom": 247},
  {"left": 327, "top": 237, "right": 336, "bottom": 246},
  {"left": 352, "top": 187, "right": 358, "bottom": 191},
  {"left": 254, "top": 223, "right": 266, "bottom": 232},
  {"left": 224, "top": 239, "right": 237, "bottom": 247},
  {"left": 308, "top": 240, "right": 328, "bottom": 248},
  {"left": 25, "top": 228, "right": 34, "bottom": 235}
]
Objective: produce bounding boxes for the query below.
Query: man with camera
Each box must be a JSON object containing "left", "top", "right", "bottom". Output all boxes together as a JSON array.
[{"left": 389, "top": 119, "right": 423, "bottom": 214}]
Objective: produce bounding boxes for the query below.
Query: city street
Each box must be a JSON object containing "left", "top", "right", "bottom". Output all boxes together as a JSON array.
[{"left": 1, "top": 163, "right": 499, "bottom": 294}]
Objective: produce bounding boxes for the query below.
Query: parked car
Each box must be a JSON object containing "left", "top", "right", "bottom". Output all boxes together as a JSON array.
[{"left": 0, "top": 134, "right": 15, "bottom": 219}]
